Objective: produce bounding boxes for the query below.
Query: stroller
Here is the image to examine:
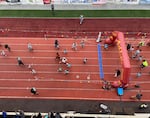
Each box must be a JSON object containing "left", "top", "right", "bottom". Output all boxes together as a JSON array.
[{"left": 99, "top": 103, "right": 111, "bottom": 114}]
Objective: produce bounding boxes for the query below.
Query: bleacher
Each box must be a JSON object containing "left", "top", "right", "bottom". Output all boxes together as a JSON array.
[
  {"left": 0, "top": 0, "right": 45, "bottom": 4},
  {"left": 53, "top": 0, "right": 105, "bottom": 4},
  {"left": 1, "top": 0, "right": 150, "bottom": 5},
  {"left": 49, "top": 0, "right": 141, "bottom": 4},
  {"left": 0, "top": 112, "right": 150, "bottom": 118},
  {"left": 139, "top": 0, "right": 150, "bottom": 4}
]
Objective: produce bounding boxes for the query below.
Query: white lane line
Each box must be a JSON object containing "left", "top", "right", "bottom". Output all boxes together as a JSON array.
[
  {"left": 0, "top": 87, "right": 149, "bottom": 92},
  {"left": 104, "top": 72, "right": 150, "bottom": 75},
  {"left": 0, "top": 38, "right": 97, "bottom": 41},
  {"left": 0, "top": 87, "right": 103, "bottom": 91},
  {"left": 1, "top": 50, "right": 98, "bottom": 52},
  {"left": 0, "top": 96, "right": 130, "bottom": 101},
  {"left": 0, "top": 78, "right": 102, "bottom": 83},
  {"left": 0, "top": 57, "right": 120, "bottom": 60},
  {"left": 0, "top": 57, "right": 99, "bottom": 59},
  {"left": 1, "top": 95, "right": 149, "bottom": 102},
  {"left": 0, "top": 79, "right": 150, "bottom": 84},
  {"left": 0, "top": 63, "right": 100, "bottom": 67},
  {"left": 129, "top": 81, "right": 150, "bottom": 84},
  {"left": 0, "top": 68, "right": 149, "bottom": 75},
  {"left": 0, "top": 57, "right": 132, "bottom": 61},
  {"left": 0, "top": 63, "right": 117, "bottom": 66},
  {"left": 0, "top": 95, "right": 149, "bottom": 102},
  {"left": 0, "top": 71, "right": 100, "bottom": 74},
  {"left": 1, "top": 55, "right": 150, "bottom": 61},
  {"left": 0, "top": 37, "right": 147, "bottom": 41},
  {"left": 1, "top": 50, "right": 120, "bottom": 53},
  {"left": 1, "top": 44, "right": 98, "bottom": 46},
  {"left": 0, "top": 87, "right": 150, "bottom": 94}
]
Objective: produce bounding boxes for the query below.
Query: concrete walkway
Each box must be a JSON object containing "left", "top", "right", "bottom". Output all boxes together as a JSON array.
[{"left": 0, "top": 3, "right": 150, "bottom": 10}]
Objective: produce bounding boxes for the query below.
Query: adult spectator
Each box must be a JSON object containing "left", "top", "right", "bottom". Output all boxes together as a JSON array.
[
  {"left": 140, "top": 60, "right": 149, "bottom": 68},
  {"left": 63, "top": 49, "right": 67, "bottom": 54},
  {"left": 66, "top": 63, "right": 71, "bottom": 68},
  {"left": 80, "top": 40, "right": 85, "bottom": 48},
  {"left": 55, "top": 52, "right": 61, "bottom": 61},
  {"left": 4, "top": 44, "right": 11, "bottom": 52},
  {"left": 114, "top": 69, "right": 121, "bottom": 77},
  {"left": 18, "top": 110, "right": 25, "bottom": 118},
  {"left": 137, "top": 55, "right": 143, "bottom": 61},
  {"left": 28, "top": 64, "right": 37, "bottom": 75},
  {"left": 36, "top": 112, "right": 42, "bottom": 118},
  {"left": 27, "top": 42, "right": 33, "bottom": 52},
  {"left": 2, "top": 111, "right": 7, "bottom": 118},
  {"left": 1, "top": 50, "right": 7, "bottom": 56},
  {"left": 55, "top": 112, "right": 62, "bottom": 118},
  {"left": 126, "top": 43, "right": 131, "bottom": 51},
  {"left": 30, "top": 87, "right": 39, "bottom": 95},
  {"left": 83, "top": 57, "right": 87, "bottom": 64},
  {"left": 132, "top": 49, "right": 142, "bottom": 58},
  {"left": 64, "top": 70, "right": 69, "bottom": 75},
  {"left": 138, "top": 41, "right": 145, "bottom": 48},
  {"left": 17, "top": 57, "right": 24, "bottom": 66},
  {"left": 136, "top": 93, "right": 143, "bottom": 101},
  {"left": 48, "top": 112, "right": 55, "bottom": 118},
  {"left": 136, "top": 72, "right": 142, "bottom": 78},
  {"left": 51, "top": 4, "right": 54, "bottom": 12},
  {"left": 130, "top": 91, "right": 143, "bottom": 101},
  {"left": 79, "top": 15, "right": 84, "bottom": 25},
  {"left": 54, "top": 40, "right": 59, "bottom": 49},
  {"left": 60, "top": 57, "right": 68, "bottom": 64},
  {"left": 57, "top": 66, "right": 63, "bottom": 72},
  {"left": 104, "top": 44, "right": 109, "bottom": 50},
  {"left": 72, "top": 42, "right": 77, "bottom": 51}
]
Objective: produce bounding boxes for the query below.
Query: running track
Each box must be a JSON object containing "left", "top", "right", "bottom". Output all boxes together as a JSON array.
[{"left": 0, "top": 18, "right": 150, "bottom": 101}]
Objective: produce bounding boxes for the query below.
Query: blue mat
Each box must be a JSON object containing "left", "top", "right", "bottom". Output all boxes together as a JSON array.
[{"left": 97, "top": 44, "right": 104, "bottom": 79}]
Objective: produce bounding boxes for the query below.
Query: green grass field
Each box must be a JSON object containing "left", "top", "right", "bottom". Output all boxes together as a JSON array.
[{"left": 0, "top": 10, "right": 150, "bottom": 17}]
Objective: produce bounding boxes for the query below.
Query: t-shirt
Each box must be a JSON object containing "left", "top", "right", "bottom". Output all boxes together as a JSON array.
[
  {"left": 142, "top": 61, "right": 148, "bottom": 67},
  {"left": 139, "top": 41, "right": 145, "bottom": 46},
  {"left": 136, "top": 93, "right": 142, "bottom": 100}
]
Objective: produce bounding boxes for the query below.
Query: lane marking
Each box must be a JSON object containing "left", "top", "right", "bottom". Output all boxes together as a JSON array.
[
  {"left": 0, "top": 87, "right": 149, "bottom": 92},
  {"left": 0, "top": 71, "right": 100, "bottom": 74},
  {"left": 0, "top": 50, "right": 120, "bottom": 53},
  {"left": 0, "top": 95, "right": 149, "bottom": 102},
  {"left": 0, "top": 70, "right": 149, "bottom": 75},
  {"left": 0, "top": 63, "right": 145, "bottom": 68},
  {"left": 0, "top": 79, "right": 150, "bottom": 84},
  {"left": 0, "top": 96, "right": 135, "bottom": 101},
  {"left": 0, "top": 78, "right": 102, "bottom": 83},
  {"left": 0, "top": 56, "right": 120, "bottom": 59}
]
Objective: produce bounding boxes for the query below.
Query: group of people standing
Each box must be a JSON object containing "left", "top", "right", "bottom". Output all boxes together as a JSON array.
[
  {"left": 54, "top": 39, "right": 87, "bottom": 75},
  {"left": 127, "top": 41, "right": 149, "bottom": 78},
  {"left": 126, "top": 40, "right": 150, "bottom": 100},
  {"left": 102, "top": 35, "right": 149, "bottom": 101}
]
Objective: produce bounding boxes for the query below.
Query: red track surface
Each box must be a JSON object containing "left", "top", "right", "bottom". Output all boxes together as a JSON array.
[{"left": 0, "top": 18, "right": 150, "bottom": 101}]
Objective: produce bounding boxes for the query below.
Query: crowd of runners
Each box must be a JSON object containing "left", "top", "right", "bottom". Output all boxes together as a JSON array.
[{"left": 0, "top": 17, "right": 150, "bottom": 103}]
